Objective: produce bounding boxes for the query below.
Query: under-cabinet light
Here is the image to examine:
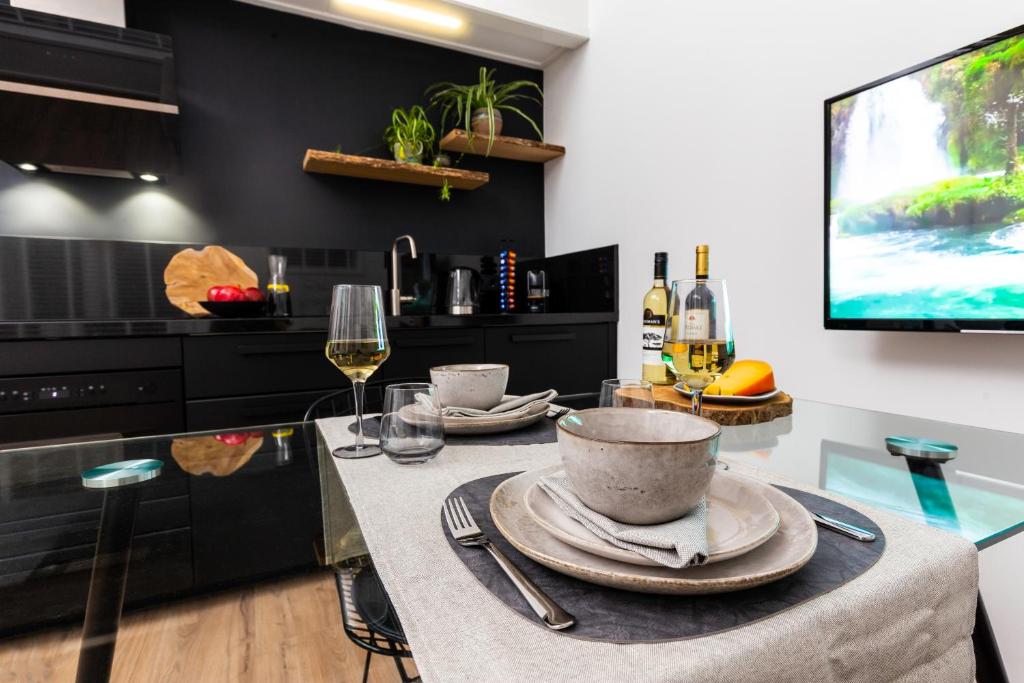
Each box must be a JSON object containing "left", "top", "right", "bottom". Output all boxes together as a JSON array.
[
  {"left": 17, "top": 163, "right": 38, "bottom": 172},
  {"left": 138, "top": 173, "right": 160, "bottom": 182},
  {"left": 337, "top": 0, "right": 462, "bottom": 30}
]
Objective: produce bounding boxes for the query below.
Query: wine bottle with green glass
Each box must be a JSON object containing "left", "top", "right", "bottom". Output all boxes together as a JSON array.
[{"left": 663, "top": 278, "right": 735, "bottom": 416}]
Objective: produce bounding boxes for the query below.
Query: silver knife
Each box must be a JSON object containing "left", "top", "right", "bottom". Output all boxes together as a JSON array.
[{"left": 811, "top": 512, "right": 876, "bottom": 542}]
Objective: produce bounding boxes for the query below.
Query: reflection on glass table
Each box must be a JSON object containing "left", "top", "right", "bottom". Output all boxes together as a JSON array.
[
  {"left": 720, "top": 400, "right": 1024, "bottom": 550},
  {"left": 719, "top": 399, "right": 1022, "bottom": 682},
  {"left": 821, "top": 441, "right": 1024, "bottom": 547},
  {"left": 0, "top": 423, "right": 321, "bottom": 640}
]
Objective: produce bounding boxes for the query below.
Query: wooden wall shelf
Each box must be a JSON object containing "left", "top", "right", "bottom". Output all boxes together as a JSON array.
[
  {"left": 439, "top": 130, "right": 565, "bottom": 163},
  {"left": 302, "top": 149, "right": 489, "bottom": 190}
]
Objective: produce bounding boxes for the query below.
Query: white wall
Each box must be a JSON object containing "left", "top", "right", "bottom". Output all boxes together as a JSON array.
[
  {"left": 546, "top": 0, "right": 1024, "bottom": 434},
  {"left": 544, "top": 1, "right": 1024, "bottom": 678}
]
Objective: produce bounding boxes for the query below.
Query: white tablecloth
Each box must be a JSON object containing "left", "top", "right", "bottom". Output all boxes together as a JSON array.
[{"left": 317, "top": 416, "right": 977, "bottom": 682}]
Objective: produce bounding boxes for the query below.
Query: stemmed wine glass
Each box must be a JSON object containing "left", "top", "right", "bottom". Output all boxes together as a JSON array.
[
  {"left": 325, "top": 284, "right": 390, "bottom": 458},
  {"left": 663, "top": 279, "right": 734, "bottom": 416}
]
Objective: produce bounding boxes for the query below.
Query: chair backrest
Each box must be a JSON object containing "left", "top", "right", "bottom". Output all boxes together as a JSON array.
[
  {"left": 556, "top": 391, "right": 600, "bottom": 410},
  {"left": 301, "top": 376, "right": 429, "bottom": 467}
]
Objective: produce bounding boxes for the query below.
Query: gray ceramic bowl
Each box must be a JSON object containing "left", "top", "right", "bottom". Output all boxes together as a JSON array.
[
  {"left": 429, "top": 363, "right": 509, "bottom": 410},
  {"left": 556, "top": 408, "right": 721, "bottom": 524}
]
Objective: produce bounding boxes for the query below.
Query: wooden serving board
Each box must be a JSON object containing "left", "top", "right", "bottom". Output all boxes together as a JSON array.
[
  {"left": 163, "top": 245, "right": 258, "bottom": 317},
  {"left": 651, "top": 385, "right": 793, "bottom": 426}
]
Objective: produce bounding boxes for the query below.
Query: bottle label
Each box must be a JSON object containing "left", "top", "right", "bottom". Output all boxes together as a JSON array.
[
  {"left": 683, "top": 309, "right": 710, "bottom": 339},
  {"left": 642, "top": 313, "right": 666, "bottom": 365}
]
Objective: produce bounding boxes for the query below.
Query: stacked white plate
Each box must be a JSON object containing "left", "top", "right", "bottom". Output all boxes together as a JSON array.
[
  {"left": 401, "top": 395, "right": 550, "bottom": 435},
  {"left": 489, "top": 465, "right": 818, "bottom": 594}
]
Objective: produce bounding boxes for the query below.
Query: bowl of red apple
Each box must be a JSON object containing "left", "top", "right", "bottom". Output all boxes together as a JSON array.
[{"left": 199, "top": 285, "right": 268, "bottom": 317}]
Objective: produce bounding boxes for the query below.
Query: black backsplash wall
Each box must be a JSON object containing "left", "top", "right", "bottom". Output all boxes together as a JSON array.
[{"left": 0, "top": 0, "right": 544, "bottom": 255}]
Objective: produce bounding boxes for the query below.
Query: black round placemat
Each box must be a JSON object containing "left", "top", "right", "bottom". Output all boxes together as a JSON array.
[
  {"left": 350, "top": 416, "right": 557, "bottom": 446},
  {"left": 443, "top": 473, "right": 886, "bottom": 642}
]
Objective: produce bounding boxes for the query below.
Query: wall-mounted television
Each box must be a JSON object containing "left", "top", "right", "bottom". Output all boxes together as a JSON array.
[{"left": 826, "top": 25, "right": 1024, "bottom": 332}]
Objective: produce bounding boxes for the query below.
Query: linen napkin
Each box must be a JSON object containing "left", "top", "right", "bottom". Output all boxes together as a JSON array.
[
  {"left": 537, "top": 470, "right": 709, "bottom": 569},
  {"left": 424, "top": 389, "right": 558, "bottom": 419}
]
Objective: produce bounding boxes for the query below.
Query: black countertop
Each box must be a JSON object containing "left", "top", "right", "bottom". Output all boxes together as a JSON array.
[{"left": 0, "top": 312, "right": 619, "bottom": 341}]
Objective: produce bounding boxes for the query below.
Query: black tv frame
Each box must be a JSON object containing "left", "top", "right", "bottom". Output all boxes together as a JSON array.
[{"left": 824, "top": 23, "right": 1024, "bottom": 333}]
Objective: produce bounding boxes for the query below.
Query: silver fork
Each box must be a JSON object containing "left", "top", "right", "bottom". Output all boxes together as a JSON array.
[
  {"left": 546, "top": 404, "right": 572, "bottom": 419},
  {"left": 443, "top": 496, "right": 575, "bottom": 630}
]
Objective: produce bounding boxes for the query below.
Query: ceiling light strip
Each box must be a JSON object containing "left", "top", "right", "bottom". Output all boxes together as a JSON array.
[{"left": 338, "top": 0, "right": 462, "bottom": 29}]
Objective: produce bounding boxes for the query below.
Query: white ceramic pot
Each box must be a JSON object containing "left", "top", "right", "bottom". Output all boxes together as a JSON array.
[
  {"left": 429, "top": 363, "right": 509, "bottom": 410},
  {"left": 556, "top": 408, "right": 720, "bottom": 524}
]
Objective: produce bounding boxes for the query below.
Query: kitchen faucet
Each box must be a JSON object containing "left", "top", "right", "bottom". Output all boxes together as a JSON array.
[{"left": 389, "top": 234, "right": 418, "bottom": 316}]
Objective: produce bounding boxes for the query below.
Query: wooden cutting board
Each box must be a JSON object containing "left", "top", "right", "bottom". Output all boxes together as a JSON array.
[
  {"left": 651, "top": 385, "right": 793, "bottom": 426},
  {"left": 163, "top": 245, "right": 258, "bottom": 317}
]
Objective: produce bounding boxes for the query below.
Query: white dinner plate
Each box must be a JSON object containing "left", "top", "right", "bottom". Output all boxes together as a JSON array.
[
  {"left": 522, "top": 467, "right": 780, "bottom": 567},
  {"left": 674, "top": 383, "right": 781, "bottom": 404},
  {"left": 490, "top": 469, "right": 817, "bottom": 595}
]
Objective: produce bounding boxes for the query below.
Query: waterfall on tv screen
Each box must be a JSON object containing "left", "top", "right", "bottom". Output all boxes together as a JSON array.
[{"left": 837, "top": 77, "right": 953, "bottom": 203}]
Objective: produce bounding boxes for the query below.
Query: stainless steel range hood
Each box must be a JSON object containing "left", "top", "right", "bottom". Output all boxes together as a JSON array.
[{"left": 0, "top": 4, "right": 180, "bottom": 178}]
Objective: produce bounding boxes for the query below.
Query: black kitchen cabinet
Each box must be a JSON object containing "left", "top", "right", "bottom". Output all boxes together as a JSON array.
[
  {"left": 0, "top": 337, "right": 180, "bottom": 377},
  {"left": 485, "top": 324, "right": 613, "bottom": 396},
  {"left": 183, "top": 328, "right": 489, "bottom": 400},
  {"left": 0, "top": 527, "right": 193, "bottom": 636},
  {"left": 183, "top": 328, "right": 490, "bottom": 429},
  {"left": 189, "top": 445, "right": 320, "bottom": 588},
  {"left": 186, "top": 389, "right": 334, "bottom": 430},
  {"left": 382, "top": 328, "right": 485, "bottom": 379},
  {"left": 0, "top": 442, "right": 193, "bottom": 635},
  {"left": 0, "top": 315, "right": 616, "bottom": 636},
  {"left": 183, "top": 332, "right": 344, "bottom": 399}
]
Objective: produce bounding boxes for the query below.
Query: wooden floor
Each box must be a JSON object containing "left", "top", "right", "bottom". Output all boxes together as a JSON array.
[{"left": 0, "top": 570, "right": 415, "bottom": 683}]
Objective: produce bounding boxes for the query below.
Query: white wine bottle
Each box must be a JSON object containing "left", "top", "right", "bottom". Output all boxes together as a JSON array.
[
  {"left": 641, "top": 252, "right": 673, "bottom": 385},
  {"left": 683, "top": 245, "right": 716, "bottom": 339}
]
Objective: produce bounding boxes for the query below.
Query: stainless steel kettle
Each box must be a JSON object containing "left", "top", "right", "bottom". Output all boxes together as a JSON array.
[{"left": 446, "top": 267, "right": 479, "bottom": 315}]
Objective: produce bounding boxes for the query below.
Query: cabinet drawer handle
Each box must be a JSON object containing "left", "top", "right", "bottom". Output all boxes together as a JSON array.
[
  {"left": 393, "top": 336, "right": 476, "bottom": 348},
  {"left": 510, "top": 333, "right": 577, "bottom": 343},
  {"left": 236, "top": 343, "right": 323, "bottom": 356}
]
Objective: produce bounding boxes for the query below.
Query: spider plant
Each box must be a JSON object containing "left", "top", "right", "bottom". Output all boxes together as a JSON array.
[
  {"left": 426, "top": 67, "right": 543, "bottom": 156},
  {"left": 383, "top": 105, "right": 436, "bottom": 164}
]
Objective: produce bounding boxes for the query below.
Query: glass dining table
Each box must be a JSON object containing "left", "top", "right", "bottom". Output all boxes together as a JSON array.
[
  {"left": 0, "top": 399, "right": 1020, "bottom": 681},
  {"left": 321, "top": 398, "right": 1022, "bottom": 683},
  {"left": 708, "top": 399, "right": 1023, "bottom": 683}
]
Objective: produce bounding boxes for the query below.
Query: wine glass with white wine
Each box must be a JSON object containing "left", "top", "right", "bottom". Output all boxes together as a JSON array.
[
  {"left": 662, "top": 278, "right": 734, "bottom": 416},
  {"left": 325, "top": 284, "right": 390, "bottom": 458}
]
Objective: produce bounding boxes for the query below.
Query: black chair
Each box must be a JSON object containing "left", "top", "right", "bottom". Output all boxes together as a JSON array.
[
  {"left": 553, "top": 391, "right": 600, "bottom": 411},
  {"left": 302, "top": 377, "right": 426, "bottom": 683},
  {"left": 334, "top": 557, "right": 418, "bottom": 683},
  {"left": 301, "top": 375, "right": 429, "bottom": 454}
]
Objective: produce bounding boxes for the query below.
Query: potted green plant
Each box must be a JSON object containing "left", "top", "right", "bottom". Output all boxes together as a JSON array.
[
  {"left": 383, "top": 105, "right": 436, "bottom": 164},
  {"left": 426, "top": 67, "right": 543, "bottom": 155}
]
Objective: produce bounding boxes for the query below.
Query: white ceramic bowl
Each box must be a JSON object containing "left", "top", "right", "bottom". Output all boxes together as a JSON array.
[
  {"left": 556, "top": 408, "right": 720, "bottom": 524},
  {"left": 429, "top": 363, "right": 509, "bottom": 410}
]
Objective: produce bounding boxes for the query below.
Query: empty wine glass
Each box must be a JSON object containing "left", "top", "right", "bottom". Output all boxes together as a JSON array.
[
  {"left": 663, "top": 279, "right": 735, "bottom": 416},
  {"left": 380, "top": 383, "right": 445, "bottom": 465},
  {"left": 325, "top": 284, "right": 390, "bottom": 458},
  {"left": 599, "top": 379, "right": 655, "bottom": 409}
]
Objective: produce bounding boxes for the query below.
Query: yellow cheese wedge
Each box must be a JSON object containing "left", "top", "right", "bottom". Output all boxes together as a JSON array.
[{"left": 706, "top": 360, "right": 775, "bottom": 396}]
